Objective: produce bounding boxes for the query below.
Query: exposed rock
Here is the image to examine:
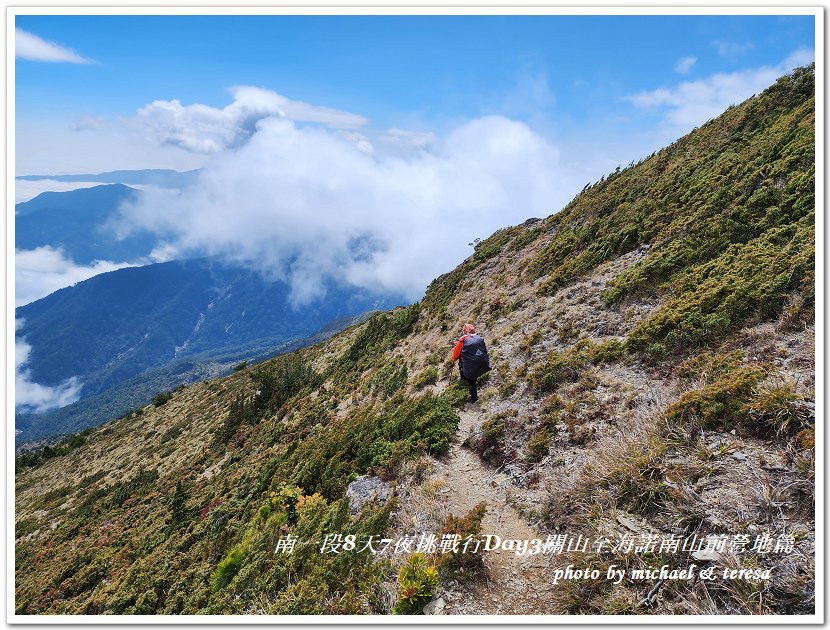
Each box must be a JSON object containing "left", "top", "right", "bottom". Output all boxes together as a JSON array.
[
  {"left": 616, "top": 514, "right": 641, "bottom": 532},
  {"left": 692, "top": 549, "right": 722, "bottom": 562},
  {"left": 423, "top": 596, "right": 445, "bottom": 615},
  {"left": 346, "top": 475, "right": 391, "bottom": 515},
  {"left": 492, "top": 473, "right": 509, "bottom": 487}
]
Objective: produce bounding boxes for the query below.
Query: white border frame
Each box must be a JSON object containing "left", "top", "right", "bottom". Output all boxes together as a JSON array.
[{"left": 4, "top": 3, "right": 824, "bottom": 626}]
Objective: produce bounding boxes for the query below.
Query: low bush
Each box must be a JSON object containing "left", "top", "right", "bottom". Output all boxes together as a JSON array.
[
  {"left": 412, "top": 366, "right": 439, "bottom": 390},
  {"left": 211, "top": 546, "right": 246, "bottom": 591},
  {"left": 665, "top": 366, "right": 766, "bottom": 433},
  {"left": 436, "top": 502, "right": 487, "bottom": 576},
  {"left": 392, "top": 553, "right": 439, "bottom": 614},
  {"left": 526, "top": 428, "right": 553, "bottom": 463},
  {"left": 745, "top": 382, "right": 813, "bottom": 438},
  {"left": 151, "top": 390, "right": 174, "bottom": 407}
]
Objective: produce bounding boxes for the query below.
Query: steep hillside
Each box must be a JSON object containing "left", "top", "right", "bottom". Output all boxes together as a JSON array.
[{"left": 14, "top": 66, "right": 815, "bottom": 616}]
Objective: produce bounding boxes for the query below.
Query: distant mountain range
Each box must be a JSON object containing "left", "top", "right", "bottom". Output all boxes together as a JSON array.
[
  {"left": 16, "top": 183, "right": 154, "bottom": 264},
  {"left": 17, "top": 257, "right": 402, "bottom": 395},
  {"left": 17, "top": 168, "right": 201, "bottom": 188},
  {"left": 15, "top": 309, "right": 374, "bottom": 444}
]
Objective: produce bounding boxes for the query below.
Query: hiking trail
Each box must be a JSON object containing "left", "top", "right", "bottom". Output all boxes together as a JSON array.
[{"left": 427, "top": 403, "right": 554, "bottom": 615}]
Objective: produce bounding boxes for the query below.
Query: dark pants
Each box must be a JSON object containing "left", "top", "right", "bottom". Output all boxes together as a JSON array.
[{"left": 458, "top": 362, "right": 478, "bottom": 402}]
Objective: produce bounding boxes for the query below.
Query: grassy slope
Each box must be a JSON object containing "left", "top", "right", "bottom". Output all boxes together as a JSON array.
[{"left": 14, "top": 66, "right": 815, "bottom": 616}]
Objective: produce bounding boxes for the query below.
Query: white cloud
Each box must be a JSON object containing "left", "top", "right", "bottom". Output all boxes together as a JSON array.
[
  {"left": 15, "top": 246, "right": 138, "bottom": 307},
  {"left": 15, "top": 28, "right": 91, "bottom": 63},
  {"left": 713, "top": 40, "right": 754, "bottom": 58},
  {"left": 115, "top": 112, "right": 571, "bottom": 305},
  {"left": 674, "top": 56, "right": 697, "bottom": 74},
  {"left": 625, "top": 49, "right": 814, "bottom": 130},
  {"left": 378, "top": 128, "right": 437, "bottom": 155},
  {"left": 337, "top": 131, "right": 375, "bottom": 155},
  {"left": 138, "top": 86, "right": 367, "bottom": 154},
  {"left": 264, "top": 89, "right": 368, "bottom": 128},
  {"left": 16, "top": 321, "right": 82, "bottom": 413}
]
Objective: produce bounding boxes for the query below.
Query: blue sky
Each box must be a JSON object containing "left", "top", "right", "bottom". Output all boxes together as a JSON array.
[
  {"left": 17, "top": 15, "right": 812, "bottom": 118},
  {"left": 16, "top": 14, "right": 815, "bottom": 173}
]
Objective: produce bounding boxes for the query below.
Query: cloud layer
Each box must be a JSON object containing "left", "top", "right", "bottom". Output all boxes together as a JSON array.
[
  {"left": 16, "top": 28, "right": 91, "bottom": 63},
  {"left": 16, "top": 246, "right": 137, "bottom": 307},
  {"left": 118, "top": 99, "right": 570, "bottom": 304},
  {"left": 16, "top": 321, "right": 82, "bottom": 413},
  {"left": 626, "top": 49, "right": 814, "bottom": 129},
  {"left": 138, "top": 86, "right": 367, "bottom": 153}
]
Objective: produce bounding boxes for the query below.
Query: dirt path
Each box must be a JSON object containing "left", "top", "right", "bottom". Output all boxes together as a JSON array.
[{"left": 429, "top": 404, "right": 555, "bottom": 615}]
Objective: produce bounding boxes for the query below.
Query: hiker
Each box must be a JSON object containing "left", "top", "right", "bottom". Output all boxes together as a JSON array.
[{"left": 451, "top": 323, "right": 491, "bottom": 403}]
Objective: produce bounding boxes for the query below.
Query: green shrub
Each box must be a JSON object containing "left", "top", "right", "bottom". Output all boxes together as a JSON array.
[
  {"left": 627, "top": 218, "right": 814, "bottom": 351},
  {"left": 15, "top": 430, "right": 90, "bottom": 472},
  {"left": 211, "top": 546, "right": 246, "bottom": 590},
  {"left": 370, "top": 363, "right": 408, "bottom": 398},
  {"left": 529, "top": 338, "right": 624, "bottom": 393},
  {"left": 332, "top": 306, "right": 420, "bottom": 379},
  {"left": 530, "top": 347, "right": 587, "bottom": 392},
  {"left": 213, "top": 393, "right": 256, "bottom": 445},
  {"left": 675, "top": 350, "right": 745, "bottom": 383},
  {"left": 257, "top": 504, "right": 271, "bottom": 522},
  {"left": 253, "top": 353, "right": 322, "bottom": 415},
  {"left": 665, "top": 366, "right": 766, "bottom": 433},
  {"left": 412, "top": 366, "right": 439, "bottom": 390},
  {"left": 109, "top": 468, "right": 160, "bottom": 508},
  {"left": 519, "top": 329, "right": 543, "bottom": 353},
  {"left": 443, "top": 378, "right": 472, "bottom": 407},
  {"left": 170, "top": 481, "right": 188, "bottom": 525},
  {"left": 284, "top": 393, "right": 459, "bottom": 497},
  {"left": 586, "top": 339, "right": 625, "bottom": 363},
  {"left": 523, "top": 67, "right": 814, "bottom": 354},
  {"left": 526, "top": 428, "right": 553, "bottom": 463},
  {"left": 746, "top": 382, "right": 813, "bottom": 438},
  {"left": 646, "top": 342, "right": 668, "bottom": 362},
  {"left": 151, "top": 390, "right": 174, "bottom": 406},
  {"left": 393, "top": 553, "right": 439, "bottom": 614}
]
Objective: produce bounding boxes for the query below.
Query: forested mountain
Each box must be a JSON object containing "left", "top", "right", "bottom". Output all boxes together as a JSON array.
[{"left": 16, "top": 258, "right": 402, "bottom": 442}]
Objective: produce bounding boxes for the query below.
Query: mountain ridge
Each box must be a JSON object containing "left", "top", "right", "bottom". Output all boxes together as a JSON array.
[
  {"left": 17, "top": 168, "right": 201, "bottom": 188},
  {"left": 16, "top": 257, "right": 404, "bottom": 442},
  {"left": 15, "top": 183, "right": 154, "bottom": 265}
]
